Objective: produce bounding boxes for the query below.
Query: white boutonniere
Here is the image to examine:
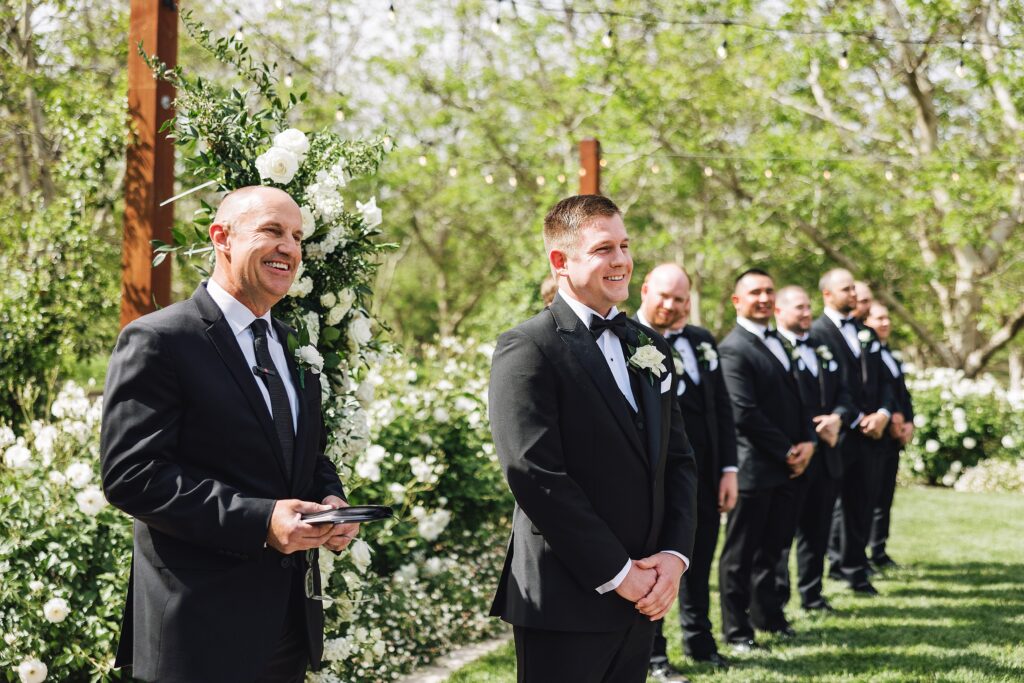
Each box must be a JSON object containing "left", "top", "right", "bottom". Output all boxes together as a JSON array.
[
  {"left": 816, "top": 345, "right": 833, "bottom": 361},
  {"left": 789, "top": 345, "right": 801, "bottom": 361},
  {"left": 628, "top": 332, "right": 667, "bottom": 384},
  {"left": 294, "top": 344, "right": 325, "bottom": 389},
  {"left": 857, "top": 329, "right": 873, "bottom": 346},
  {"left": 697, "top": 341, "right": 719, "bottom": 371},
  {"left": 672, "top": 354, "right": 685, "bottom": 375}
]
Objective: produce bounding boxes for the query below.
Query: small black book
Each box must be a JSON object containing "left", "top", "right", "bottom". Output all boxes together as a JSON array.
[{"left": 301, "top": 505, "right": 393, "bottom": 524}]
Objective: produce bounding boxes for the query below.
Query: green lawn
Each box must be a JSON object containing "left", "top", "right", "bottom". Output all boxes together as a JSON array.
[{"left": 448, "top": 487, "right": 1024, "bottom": 682}]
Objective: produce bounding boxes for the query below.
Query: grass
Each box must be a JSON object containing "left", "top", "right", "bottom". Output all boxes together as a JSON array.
[{"left": 447, "top": 487, "right": 1024, "bottom": 682}]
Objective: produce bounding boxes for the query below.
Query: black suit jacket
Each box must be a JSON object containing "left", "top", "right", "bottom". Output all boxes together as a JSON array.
[
  {"left": 810, "top": 315, "right": 896, "bottom": 420},
  {"left": 880, "top": 343, "right": 914, "bottom": 453},
  {"left": 718, "top": 325, "right": 813, "bottom": 491},
  {"left": 488, "top": 295, "right": 698, "bottom": 632},
  {"left": 782, "top": 334, "right": 856, "bottom": 479},
  {"left": 100, "top": 284, "right": 344, "bottom": 682},
  {"left": 659, "top": 323, "right": 738, "bottom": 484}
]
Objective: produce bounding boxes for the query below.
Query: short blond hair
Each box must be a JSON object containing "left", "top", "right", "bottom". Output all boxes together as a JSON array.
[{"left": 543, "top": 195, "right": 621, "bottom": 255}]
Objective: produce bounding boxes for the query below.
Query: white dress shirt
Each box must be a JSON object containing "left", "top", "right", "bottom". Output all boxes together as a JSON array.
[
  {"left": 556, "top": 291, "right": 689, "bottom": 592},
  {"left": 207, "top": 279, "right": 300, "bottom": 432},
  {"left": 778, "top": 328, "right": 818, "bottom": 377},
  {"left": 823, "top": 307, "right": 861, "bottom": 357},
  {"left": 880, "top": 346, "right": 900, "bottom": 378},
  {"left": 736, "top": 316, "right": 790, "bottom": 370}
]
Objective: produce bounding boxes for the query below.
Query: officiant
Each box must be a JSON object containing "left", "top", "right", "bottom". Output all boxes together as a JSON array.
[{"left": 101, "top": 186, "right": 358, "bottom": 682}]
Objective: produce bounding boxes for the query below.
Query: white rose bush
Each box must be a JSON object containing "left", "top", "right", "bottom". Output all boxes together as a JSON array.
[{"left": 899, "top": 367, "right": 1023, "bottom": 490}]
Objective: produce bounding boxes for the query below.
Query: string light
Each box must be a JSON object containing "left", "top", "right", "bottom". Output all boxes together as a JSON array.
[
  {"left": 578, "top": 167, "right": 587, "bottom": 177},
  {"left": 536, "top": 175, "right": 546, "bottom": 186},
  {"left": 418, "top": 155, "right": 428, "bottom": 166},
  {"left": 650, "top": 163, "right": 660, "bottom": 173},
  {"left": 484, "top": 173, "right": 494, "bottom": 184},
  {"left": 602, "top": 29, "right": 614, "bottom": 49},
  {"left": 955, "top": 59, "right": 966, "bottom": 78},
  {"left": 284, "top": 72, "right": 294, "bottom": 88},
  {"left": 703, "top": 166, "right": 714, "bottom": 177},
  {"left": 508, "top": 176, "right": 518, "bottom": 187},
  {"left": 334, "top": 109, "right": 345, "bottom": 122},
  {"left": 274, "top": 0, "right": 284, "bottom": 9},
  {"left": 838, "top": 49, "right": 850, "bottom": 70},
  {"left": 557, "top": 173, "right": 567, "bottom": 183},
  {"left": 822, "top": 169, "right": 832, "bottom": 180},
  {"left": 764, "top": 168, "right": 773, "bottom": 179},
  {"left": 448, "top": 167, "right": 458, "bottom": 177},
  {"left": 1018, "top": 171, "right": 1024, "bottom": 182},
  {"left": 951, "top": 171, "right": 961, "bottom": 182},
  {"left": 491, "top": 15, "right": 502, "bottom": 34},
  {"left": 885, "top": 168, "right": 895, "bottom": 182},
  {"left": 388, "top": 3, "right": 396, "bottom": 23},
  {"left": 716, "top": 40, "right": 728, "bottom": 60},
  {"left": 233, "top": 27, "right": 245, "bottom": 42},
  {"left": 599, "top": 158, "right": 608, "bottom": 167}
]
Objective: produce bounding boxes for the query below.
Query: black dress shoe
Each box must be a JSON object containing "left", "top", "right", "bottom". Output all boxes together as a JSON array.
[
  {"left": 802, "top": 598, "right": 837, "bottom": 613},
  {"left": 690, "top": 651, "right": 730, "bottom": 669},
  {"left": 850, "top": 581, "right": 879, "bottom": 596},
  {"left": 872, "top": 555, "right": 899, "bottom": 570},
  {"left": 648, "top": 658, "right": 691, "bottom": 683},
  {"left": 728, "top": 638, "right": 767, "bottom": 655},
  {"left": 828, "top": 566, "right": 844, "bottom": 581},
  {"left": 763, "top": 624, "right": 797, "bottom": 638}
]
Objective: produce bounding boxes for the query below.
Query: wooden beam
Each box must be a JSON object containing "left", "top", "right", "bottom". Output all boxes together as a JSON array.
[
  {"left": 122, "top": 0, "right": 178, "bottom": 328},
  {"left": 579, "top": 138, "right": 601, "bottom": 195}
]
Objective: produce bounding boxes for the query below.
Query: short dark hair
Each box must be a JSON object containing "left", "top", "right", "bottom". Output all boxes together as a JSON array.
[
  {"left": 734, "top": 267, "right": 771, "bottom": 286},
  {"left": 543, "top": 195, "right": 621, "bottom": 255}
]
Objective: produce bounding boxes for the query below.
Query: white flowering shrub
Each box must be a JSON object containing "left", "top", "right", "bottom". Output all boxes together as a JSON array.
[
  {"left": 953, "top": 458, "right": 1024, "bottom": 494},
  {"left": 0, "top": 382, "right": 132, "bottom": 681},
  {"left": 900, "top": 367, "right": 1023, "bottom": 488}
]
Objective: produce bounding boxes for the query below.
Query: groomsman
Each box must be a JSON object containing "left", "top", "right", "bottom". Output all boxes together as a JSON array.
[
  {"left": 812, "top": 269, "right": 895, "bottom": 594},
  {"left": 865, "top": 302, "right": 914, "bottom": 569},
  {"left": 770, "top": 286, "right": 855, "bottom": 614},
  {"left": 488, "top": 195, "right": 698, "bottom": 683},
  {"left": 853, "top": 281, "right": 874, "bottom": 321},
  {"left": 637, "top": 264, "right": 737, "bottom": 678},
  {"left": 718, "top": 269, "right": 814, "bottom": 650}
]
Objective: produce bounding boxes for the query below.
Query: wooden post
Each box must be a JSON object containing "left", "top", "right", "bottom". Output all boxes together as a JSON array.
[
  {"left": 122, "top": 0, "right": 178, "bottom": 328},
  {"left": 579, "top": 138, "right": 601, "bottom": 195}
]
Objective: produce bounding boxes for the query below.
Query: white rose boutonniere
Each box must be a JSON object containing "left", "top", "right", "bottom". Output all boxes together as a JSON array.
[
  {"left": 294, "top": 345, "right": 324, "bottom": 390},
  {"left": 697, "top": 341, "right": 719, "bottom": 371},
  {"left": 816, "top": 345, "right": 833, "bottom": 361},
  {"left": 628, "top": 332, "right": 667, "bottom": 384},
  {"left": 672, "top": 354, "right": 685, "bottom": 376},
  {"left": 857, "top": 328, "right": 873, "bottom": 346}
]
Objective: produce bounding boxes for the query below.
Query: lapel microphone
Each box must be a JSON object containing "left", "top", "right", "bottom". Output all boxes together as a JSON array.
[{"left": 252, "top": 365, "right": 278, "bottom": 378}]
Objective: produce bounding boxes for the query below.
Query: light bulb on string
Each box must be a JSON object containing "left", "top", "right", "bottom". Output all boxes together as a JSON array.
[
  {"left": 602, "top": 29, "right": 614, "bottom": 49},
  {"left": 536, "top": 175, "right": 546, "bottom": 186},
  {"left": 838, "top": 49, "right": 849, "bottom": 70},
  {"left": 284, "top": 72, "right": 294, "bottom": 88},
  {"left": 418, "top": 155, "right": 428, "bottom": 167},
  {"left": 884, "top": 168, "right": 894, "bottom": 182},
  {"left": 578, "top": 168, "right": 587, "bottom": 177},
  {"left": 599, "top": 158, "right": 608, "bottom": 168},
  {"left": 335, "top": 109, "right": 345, "bottom": 122},
  {"left": 951, "top": 171, "right": 961, "bottom": 182},
  {"left": 822, "top": 169, "right": 832, "bottom": 181},
  {"left": 448, "top": 167, "right": 458, "bottom": 178},
  {"left": 491, "top": 15, "right": 502, "bottom": 35},
  {"left": 955, "top": 59, "right": 966, "bottom": 78},
  {"left": 484, "top": 173, "right": 494, "bottom": 184},
  {"left": 650, "top": 163, "right": 660, "bottom": 174},
  {"left": 716, "top": 40, "right": 728, "bottom": 60},
  {"left": 703, "top": 166, "right": 714, "bottom": 177},
  {"left": 557, "top": 174, "right": 567, "bottom": 183},
  {"left": 508, "top": 176, "right": 518, "bottom": 188},
  {"left": 274, "top": 0, "right": 284, "bottom": 9},
  {"left": 764, "top": 168, "right": 773, "bottom": 179},
  {"left": 1018, "top": 171, "right": 1024, "bottom": 183},
  {"left": 388, "top": 3, "right": 396, "bottom": 23},
  {"left": 234, "top": 26, "right": 245, "bottom": 42}
]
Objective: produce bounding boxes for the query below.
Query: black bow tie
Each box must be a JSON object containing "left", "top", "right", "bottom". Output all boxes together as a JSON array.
[
  {"left": 840, "top": 317, "right": 855, "bottom": 327},
  {"left": 590, "top": 312, "right": 629, "bottom": 341},
  {"left": 763, "top": 328, "right": 779, "bottom": 340},
  {"left": 794, "top": 337, "right": 809, "bottom": 346},
  {"left": 665, "top": 328, "right": 686, "bottom": 344}
]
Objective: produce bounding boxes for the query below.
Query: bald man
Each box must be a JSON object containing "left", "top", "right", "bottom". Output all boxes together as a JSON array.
[
  {"left": 637, "top": 264, "right": 737, "bottom": 676},
  {"left": 811, "top": 268, "right": 894, "bottom": 595},
  {"left": 102, "top": 186, "right": 357, "bottom": 682}
]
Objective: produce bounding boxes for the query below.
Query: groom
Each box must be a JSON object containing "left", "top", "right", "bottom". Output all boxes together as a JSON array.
[{"left": 489, "top": 195, "right": 698, "bottom": 682}]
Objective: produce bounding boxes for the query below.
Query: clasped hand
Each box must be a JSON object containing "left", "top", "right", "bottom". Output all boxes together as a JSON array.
[
  {"left": 614, "top": 553, "right": 686, "bottom": 621},
  {"left": 786, "top": 441, "right": 815, "bottom": 478},
  {"left": 265, "top": 495, "right": 360, "bottom": 555}
]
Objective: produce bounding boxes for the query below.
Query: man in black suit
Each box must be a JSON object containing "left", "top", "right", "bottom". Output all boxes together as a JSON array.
[
  {"left": 865, "top": 301, "right": 914, "bottom": 569},
  {"left": 811, "top": 268, "right": 895, "bottom": 594},
  {"left": 101, "top": 186, "right": 358, "bottom": 682},
  {"left": 717, "top": 269, "right": 814, "bottom": 651},
  {"left": 637, "top": 264, "right": 737, "bottom": 679},
  {"left": 771, "top": 286, "right": 855, "bottom": 614},
  {"left": 488, "top": 195, "right": 698, "bottom": 683}
]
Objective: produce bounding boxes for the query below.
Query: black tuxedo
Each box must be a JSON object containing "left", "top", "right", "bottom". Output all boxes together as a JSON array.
[
  {"left": 772, "top": 333, "right": 856, "bottom": 608},
  {"left": 101, "top": 284, "right": 344, "bottom": 682},
  {"left": 643, "top": 323, "right": 737, "bottom": 660},
  {"left": 489, "top": 295, "right": 697, "bottom": 681},
  {"left": 810, "top": 314, "right": 895, "bottom": 586},
  {"left": 717, "top": 325, "right": 811, "bottom": 639},
  {"left": 869, "top": 344, "right": 914, "bottom": 561}
]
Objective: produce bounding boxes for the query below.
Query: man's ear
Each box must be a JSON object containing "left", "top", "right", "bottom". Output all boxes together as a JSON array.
[
  {"left": 549, "top": 248, "right": 568, "bottom": 274},
  {"left": 210, "top": 222, "right": 230, "bottom": 254}
]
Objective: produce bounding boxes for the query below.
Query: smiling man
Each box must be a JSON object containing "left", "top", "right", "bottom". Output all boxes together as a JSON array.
[
  {"left": 488, "top": 195, "right": 698, "bottom": 682},
  {"left": 101, "top": 186, "right": 357, "bottom": 682}
]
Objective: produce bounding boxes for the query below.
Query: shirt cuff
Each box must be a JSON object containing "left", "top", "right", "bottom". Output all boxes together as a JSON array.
[
  {"left": 660, "top": 550, "right": 690, "bottom": 572},
  {"left": 721, "top": 466, "right": 738, "bottom": 473},
  {"left": 596, "top": 559, "right": 632, "bottom": 594},
  {"left": 877, "top": 408, "right": 892, "bottom": 419},
  {"left": 851, "top": 411, "right": 865, "bottom": 429}
]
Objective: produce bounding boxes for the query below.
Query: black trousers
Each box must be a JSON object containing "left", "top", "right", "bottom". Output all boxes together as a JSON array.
[
  {"left": 255, "top": 578, "right": 309, "bottom": 683},
  {"left": 775, "top": 456, "right": 840, "bottom": 607},
  {"left": 651, "top": 475, "right": 722, "bottom": 659},
  {"left": 829, "top": 434, "right": 883, "bottom": 586},
  {"left": 719, "top": 482, "right": 795, "bottom": 641},
  {"left": 869, "top": 444, "right": 901, "bottom": 560},
  {"left": 513, "top": 614, "right": 656, "bottom": 683}
]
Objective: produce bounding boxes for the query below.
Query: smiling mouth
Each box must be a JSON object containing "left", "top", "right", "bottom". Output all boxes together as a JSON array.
[
  {"left": 605, "top": 275, "right": 626, "bottom": 282},
  {"left": 264, "top": 260, "right": 291, "bottom": 272}
]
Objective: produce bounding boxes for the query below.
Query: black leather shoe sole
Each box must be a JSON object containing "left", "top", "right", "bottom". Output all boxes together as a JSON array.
[
  {"left": 850, "top": 582, "right": 879, "bottom": 596},
  {"left": 690, "top": 652, "right": 730, "bottom": 669}
]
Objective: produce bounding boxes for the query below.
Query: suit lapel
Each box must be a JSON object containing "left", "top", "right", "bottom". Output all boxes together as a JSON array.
[
  {"left": 194, "top": 285, "right": 291, "bottom": 485},
  {"left": 738, "top": 327, "right": 800, "bottom": 397},
  {"left": 276, "top": 318, "right": 310, "bottom": 494},
  {"left": 626, "top": 322, "right": 664, "bottom": 470},
  {"left": 550, "top": 298, "right": 648, "bottom": 466}
]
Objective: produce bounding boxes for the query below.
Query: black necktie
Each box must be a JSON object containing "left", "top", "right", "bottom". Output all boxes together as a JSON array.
[
  {"left": 250, "top": 319, "right": 294, "bottom": 479},
  {"left": 590, "top": 312, "right": 629, "bottom": 342}
]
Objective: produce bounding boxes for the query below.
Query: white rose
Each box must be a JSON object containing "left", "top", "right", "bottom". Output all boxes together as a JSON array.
[
  {"left": 17, "top": 658, "right": 47, "bottom": 683},
  {"left": 1002, "top": 435, "right": 1017, "bottom": 449},
  {"left": 299, "top": 205, "right": 316, "bottom": 238},
  {"left": 418, "top": 509, "right": 451, "bottom": 542},
  {"left": 365, "top": 444, "right": 387, "bottom": 464},
  {"left": 355, "top": 196, "right": 383, "bottom": 229},
  {"left": 372, "top": 639, "right": 387, "bottom": 658},
  {"left": 47, "top": 470, "right": 66, "bottom": 486},
  {"left": 272, "top": 128, "right": 310, "bottom": 160},
  {"left": 0, "top": 425, "right": 15, "bottom": 448},
  {"left": 424, "top": 557, "right": 444, "bottom": 576},
  {"left": 65, "top": 462, "right": 92, "bottom": 489},
  {"left": 387, "top": 482, "right": 406, "bottom": 504},
  {"left": 857, "top": 329, "right": 873, "bottom": 344},
  {"left": 287, "top": 276, "right": 313, "bottom": 298},
  {"left": 925, "top": 439, "right": 940, "bottom": 453},
  {"left": 4, "top": 443, "right": 32, "bottom": 469},
  {"left": 43, "top": 597, "right": 70, "bottom": 623},
  {"left": 355, "top": 381, "right": 375, "bottom": 406},
  {"left": 296, "top": 345, "right": 324, "bottom": 374},
  {"left": 302, "top": 311, "right": 320, "bottom": 347},
  {"left": 962, "top": 437, "right": 977, "bottom": 450},
  {"left": 349, "top": 313, "right": 372, "bottom": 346},
  {"left": 254, "top": 146, "right": 299, "bottom": 185},
  {"left": 913, "top": 414, "right": 927, "bottom": 428},
  {"left": 354, "top": 459, "right": 380, "bottom": 482},
  {"left": 349, "top": 538, "right": 372, "bottom": 573},
  {"left": 75, "top": 487, "right": 107, "bottom": 516},
  {"left": 629, "top": 345, "right": 666, "bottom": 377},
  {"left": 432, "top": 407, "right": 450, "bottom": 423},
  {"left": 320, "top": 292, "right": 337, "bottom": 309},
  {"left": 28, "top": 580, "right": 44, "bottom": 592}
]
